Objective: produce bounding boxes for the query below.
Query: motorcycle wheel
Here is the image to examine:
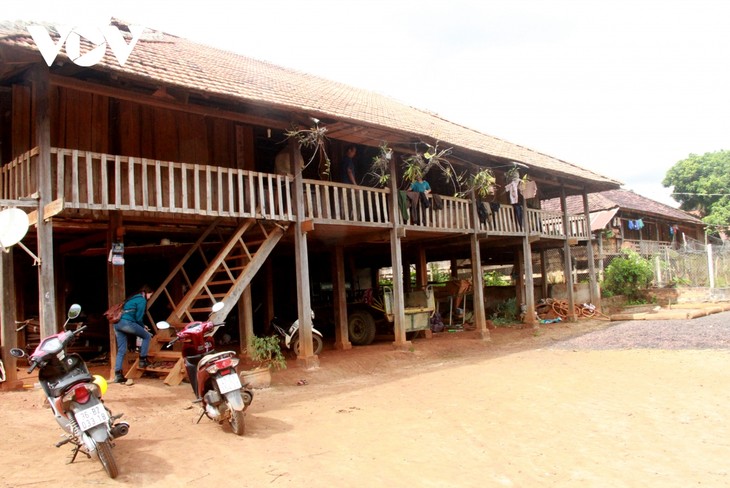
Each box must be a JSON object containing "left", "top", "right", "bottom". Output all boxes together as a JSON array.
[
  {"left": 291, "top": 334, "right": 323, "bottom": 356},
  {"left": 96, "top": 439, "right": 119, "bottom": 479},
  {"left": 230, "top": 409, "right": 245, "bottom": 436}
]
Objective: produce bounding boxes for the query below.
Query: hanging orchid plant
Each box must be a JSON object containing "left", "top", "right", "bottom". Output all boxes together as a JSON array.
[
  {"left": 367, "top": 139, "right": 498, "bottom": 200},
  {"left": 402, "top": 142, "right": 464, "bottom": 195},
  {"left": 284, "top": 120, "right": 331, "bottom": 179},
  {"left": 369, "top": 142, "right": 393, "bottom": 187},
  {"left": 468, "top": 168, "right": 497, "bottom": 199}
]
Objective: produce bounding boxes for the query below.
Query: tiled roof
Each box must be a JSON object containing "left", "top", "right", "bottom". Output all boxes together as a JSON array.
[
  {"left": 0, "top": 21, "right": 622, "bottom": 187},
  {"left": 541, "top": 189, "right": 704, "bottom": 225}
]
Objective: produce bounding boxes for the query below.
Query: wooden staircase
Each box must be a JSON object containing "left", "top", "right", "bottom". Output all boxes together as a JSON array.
[{"left": 125, "top": 218, "right": 288, "bottom": 385}]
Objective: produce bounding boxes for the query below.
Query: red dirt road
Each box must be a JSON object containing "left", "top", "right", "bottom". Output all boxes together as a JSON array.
[{"left": 1, "top": 320, "right": 728, "bottom": 487}]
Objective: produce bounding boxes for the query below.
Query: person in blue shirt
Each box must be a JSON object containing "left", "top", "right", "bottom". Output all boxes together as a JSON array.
[
  {"left": 112, "top": 285, "right": 154, "bottom": 383},
  {"left": 410, "top": 174, "right": 431, "bottom": 195},
  {"left": 409, "top": 174, "right": 432, "bottom": 224}
]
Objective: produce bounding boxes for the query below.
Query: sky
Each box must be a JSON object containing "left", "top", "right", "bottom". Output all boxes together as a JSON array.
[{"left": 2, "top": 0, "right": 730, "bottom": 208}]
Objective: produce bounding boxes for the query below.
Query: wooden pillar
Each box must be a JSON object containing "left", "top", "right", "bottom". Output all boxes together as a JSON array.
[
  {"left": 582, "top": 192, "right": 601, "bottom": 309},
  {"left": 107, "top": 212, "right": 126, "bottom": 377},
  {"left": 33, "top": 66, "right": 57, "bottom": 338},
  {"left": 415, "top": 246, "right": 427, "bottom": 289},
  {"left": 263, "top": 259, "right": 274, "bottom": 335},
  {"left": 514, "top": 252, "right": 523, "bottom": 306},
  {"left": 332, "top": 245, "right": 351, "bottom": 350},
  {"left": 561, "top": 187, "right": 577, "bottom": 321},
  {"left": 450, "top": 259, "right": 458, "bottom": 279},
  {"left": 402, "top": 258, "right": 412, "bottom": 292},
  {"left": 539, "top": 250, "right": 549, "bottom": 299},
  {"left": 522, "top": 235, "right": 536, "bottom": 327},
  {"left": 388, "top": 156, "right": 409, "bottom": 350},
  {"left": 291, "top": 141, "right": 318, "bottom": 369},
  {"left": 240, "top": 285, "right": 253, "bottom": 357},
  {"left": 469, "top": 191, "right": 489, "bottom": 340},
  {"left": 0, "top": 248, "right": 21, "bottom": 390}
]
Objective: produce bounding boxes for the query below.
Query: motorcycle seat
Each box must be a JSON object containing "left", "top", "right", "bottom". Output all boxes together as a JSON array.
[{"left": 45, "top": 369, "right": 94, "bottom": 397}]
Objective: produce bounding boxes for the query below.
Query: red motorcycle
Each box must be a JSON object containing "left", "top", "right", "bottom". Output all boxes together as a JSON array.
[
  {"left": 10, "top": 304, "right": 128, "bottom": 478},
  {"left": 157, "top": 302, "right": 253, "bottom": 435}
]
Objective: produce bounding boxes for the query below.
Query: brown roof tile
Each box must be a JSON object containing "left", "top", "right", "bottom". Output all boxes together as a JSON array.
[
  {"left": 0, "top": 21, "right": 622, "bottom": 187},
  {"left": 541, "top": 189, "right": 704, "bottom": 225}
]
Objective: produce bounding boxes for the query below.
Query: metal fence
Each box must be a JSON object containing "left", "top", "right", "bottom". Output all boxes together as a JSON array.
[
  {"left": 594, "top": 235, "right": 730, "bottom": 289},
  {"left": 534, "top": 235, "right": 730, "bottom": 290}
]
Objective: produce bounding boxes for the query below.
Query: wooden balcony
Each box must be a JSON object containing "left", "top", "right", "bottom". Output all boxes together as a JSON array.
[{"left": 1, "top": 147, "right": 588, "bottom": 240}]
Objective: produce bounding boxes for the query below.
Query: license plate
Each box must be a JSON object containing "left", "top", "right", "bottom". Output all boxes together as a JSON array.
[
  {"left": 74, "top": 403, "right": 109, "bottom": 431},
  {"left": 217, "top": 372, "right": 242, "bottom": 394}
]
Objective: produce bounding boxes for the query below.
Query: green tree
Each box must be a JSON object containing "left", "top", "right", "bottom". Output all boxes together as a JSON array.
[
  {"left": 602, "top": 249, "right": 654, "bottom": 301},
  {"left": 662, "top": 150, "right": 730, "bottom": 227}
]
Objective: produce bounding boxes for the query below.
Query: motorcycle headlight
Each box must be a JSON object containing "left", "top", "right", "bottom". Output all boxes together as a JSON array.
[{"left": 40, "top": 337, "right": 63, "bottom": 354}]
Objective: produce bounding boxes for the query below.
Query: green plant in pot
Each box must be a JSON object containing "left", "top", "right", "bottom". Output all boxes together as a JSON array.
[{"left": 250, "top": 335, "right": 287, "bottom": 371}]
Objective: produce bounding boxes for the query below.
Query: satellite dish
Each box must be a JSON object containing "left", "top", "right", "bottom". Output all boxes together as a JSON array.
[{"left": 0, "top": 208, "right": 30, "bottom": 248}]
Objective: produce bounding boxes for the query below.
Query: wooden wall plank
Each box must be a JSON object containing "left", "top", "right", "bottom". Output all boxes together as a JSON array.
[{"left": 11, "top": 84, "right": 31, "bottom": 158}]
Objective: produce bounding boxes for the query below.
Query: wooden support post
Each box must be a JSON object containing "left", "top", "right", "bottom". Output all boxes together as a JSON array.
[
  {"left": 332, "top": 245, "right": 352, "bottom": 350},
  {"left": 415, "top": 246, "right": 428, "bottom": 289},
  {"left": 582, "top": 192, "right": 601, "bottom": 310},
  {"left": 521, "top": 191, "right": 536, "bottom": 326},
  {"left": 33, "top": 66, "right": 57, "bottom": 339},
  {"left": 522, "top": 234, "right": 537, "bottom": 327},
  {"left": 540, "top": 250, "right": 549, "bottom": 299},
  {"left": 388, "top": 155, "right": 409, "bottom": 350},
  {"left": 514, "top": 252, "right": 523, "bottom": 306},
  {"left": 241, "top": 285, "right": 253, "bottom": 357},
  {"left": 291, "top": 141, "right": 318, "bottom": 369},
  {"left": 107, "top": 212, "right": 126, "bottom": 378},
  {"left": 470, "top": 234, "right": 489, "bottom": 340},
  {"left": 561, "top": 187, "right": 577, "bottom": 321},
  {"left": 264, "top": 259, "right": 274, "bottom": 335},
  {"left": 469, "top": 191, "right": 489, "bottom": 340},
  {"left": 0, "top": 248, "right": 22, "bottom": 390}
]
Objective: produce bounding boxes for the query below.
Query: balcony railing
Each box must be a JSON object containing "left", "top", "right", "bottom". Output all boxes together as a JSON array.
[{"left": 0, "top": 147, "right": 589, "bottom": 240}]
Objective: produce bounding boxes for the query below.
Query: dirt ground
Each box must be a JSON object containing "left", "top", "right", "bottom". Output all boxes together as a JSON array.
[{"left": 1, "top": 317, "right": 729, "bottom": 487}]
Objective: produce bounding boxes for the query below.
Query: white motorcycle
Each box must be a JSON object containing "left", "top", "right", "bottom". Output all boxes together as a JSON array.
[{"left": 270, "top": 312, "right": 323, "bottom": 356}]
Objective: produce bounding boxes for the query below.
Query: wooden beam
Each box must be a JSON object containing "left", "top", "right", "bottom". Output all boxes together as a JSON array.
[
  {"left": 51, "top": 75, "right": 292, "bottom": 131},
  {"left": 0, "top": 247, "right": 22, "bottom": 390},
  {"left": 33, "top": 65, "right": 58, "bottom": 338},
  {"left": 292, "top": 141, "right": 318, "bottom": 369},
  {"left": 58, "top": 232, "right": 107, "bottom": 255},
  {"left": 332, "top": 245, "right": 352, "bottom": 350},
  {"left": 388, "top": 152, "right": 410, "bottom": 350},
  {"left": 561, "top": 187, "right": 577, "bottom": 321},
  {"left": 107, "top": 211, "right": 126, "bottom": 377},
  {"left": 470, "top": 191, "right": 489, "bottom": 340}
]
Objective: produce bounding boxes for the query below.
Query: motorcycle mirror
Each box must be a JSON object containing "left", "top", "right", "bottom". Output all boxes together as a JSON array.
[
  {"left": 211, "top": 302, "right": 225, "bottom": 313},
  {"left": 156, "top": 321, "right": 171, "bottom": 330},
  {"left": 9, "top": 347, "right": 26, "bottom": 358},
  {"left": 67, "top": 304, "right": 82, "bottom": 319}
]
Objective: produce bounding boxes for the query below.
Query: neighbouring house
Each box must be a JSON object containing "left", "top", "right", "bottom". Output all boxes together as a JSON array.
[
  {"left": 0, "top": 20, "right": 622, "bottom": 388},
  {"left": 541, "top": 188, "right": 706, "bottom": 284}
]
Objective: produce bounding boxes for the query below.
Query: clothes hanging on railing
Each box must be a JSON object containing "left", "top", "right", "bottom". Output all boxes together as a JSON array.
[
  {"left": 406, "top": 190, "right": 430, "bottom": 225},
  {"left": 505, "top": 180, "right": 520, "bottom": 204},
  {"left": 627, "top": 218, "right": 645, "bottom": 230},
  {"left": 397, "top": 190, "right": 409, "bottom": 222},
  {"left": 513, "top": 203, "right": 523, "bottom": 229},
  {"left": 520, "top": 179, "right": 538, "bottom": 199},
  {"left": 477, "top": 201, "right": 489, "bottom": 225},
  {"left": 431, "top": 194, "right": 443, "bottom": 210}
]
